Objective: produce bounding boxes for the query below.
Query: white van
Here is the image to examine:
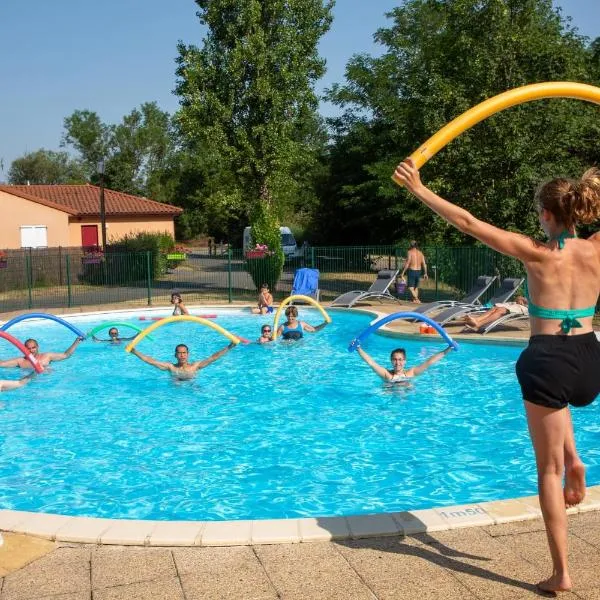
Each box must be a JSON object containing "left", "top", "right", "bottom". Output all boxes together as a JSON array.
[{"left": 243, "top": 226, "right": 297, "bottom": 257}]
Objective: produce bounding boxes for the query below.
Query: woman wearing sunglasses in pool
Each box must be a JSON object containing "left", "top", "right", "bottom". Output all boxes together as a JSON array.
[
  {"left": 258, "top": 324, "right": 274, "bottom": 344},
  {"left": 91, "top": 327, "right": 135, "bottom": 344},
  {"left": 394, "top": 159, "right": 600, "bottom": 594},
  {"left": 130, "top": 342, "right": 236, "bottom": 380}
]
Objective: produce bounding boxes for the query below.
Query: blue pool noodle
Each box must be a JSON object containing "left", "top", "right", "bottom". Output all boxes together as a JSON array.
[
  {"left": 348, "top": 311, "right": 458, "bottom": 352},
  {"left": 0, "top": 312, "right": 86, "bottom": 339}
]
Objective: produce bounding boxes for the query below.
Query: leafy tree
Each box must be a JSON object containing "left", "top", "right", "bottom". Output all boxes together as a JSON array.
[
  {"left": 322, "top": 0, "right": 600, "bottom": 245},
  {"left": 8, "top": 149, "right": 86, "bottom": 184},
  {"left": 174, "top": 0, "right": 334, "bottom": 244},
  {"left": 61, "top": 103, "right": 179, "bottom": 198}
]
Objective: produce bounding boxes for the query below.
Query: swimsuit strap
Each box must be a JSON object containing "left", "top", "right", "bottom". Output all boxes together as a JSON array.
[
  {"left": 526, "top": 230, "right": 595, "bottom": 332},
  {"left": 554, "top": 229, "right": 576, "bottom": 249}
]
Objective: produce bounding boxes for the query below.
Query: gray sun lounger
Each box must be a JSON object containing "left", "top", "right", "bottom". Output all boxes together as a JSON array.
[
  {"left": 407, "top": 275, "right": 497, "bottom": 318},
  {"left": 330, "top": 269, "right": 401, "bottom": 308},
  {"left": 432, "top": 277, "right": 525, "bottom": 326}
]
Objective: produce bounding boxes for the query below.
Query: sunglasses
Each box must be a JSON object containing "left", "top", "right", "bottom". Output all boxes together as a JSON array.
[{"left": 262, "top": 329, "right": 272, "bottom": 333}]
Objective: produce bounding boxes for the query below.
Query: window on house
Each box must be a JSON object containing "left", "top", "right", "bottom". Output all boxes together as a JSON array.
[{"left": 20, "top": 226, "right": 48, "bottom": 248}]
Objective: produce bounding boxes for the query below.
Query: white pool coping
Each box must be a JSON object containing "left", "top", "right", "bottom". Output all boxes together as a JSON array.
[
  {"left": 1, "top": 487, "right": 599, "bottom": 546},
  {"left": 1, "top": 306, "right": 597, "bottom": 546}
]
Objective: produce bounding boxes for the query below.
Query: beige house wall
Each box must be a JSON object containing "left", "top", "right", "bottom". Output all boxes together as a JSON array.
[
  {"left": 0, "top": 190, "right": 70, "bottom": 248},
  {"left": 68, "top": 217, "right": 176, "bottom": 246}
]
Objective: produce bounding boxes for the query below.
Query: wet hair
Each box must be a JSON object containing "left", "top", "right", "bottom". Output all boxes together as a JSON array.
[
  {"left": 409, "top": 240, "right": 418, "bottom": 248},
  {"left": 535, "top": 167, "right": 600, "bottom": 229},
  {"left": 171, "top": 292, "right": 182, "bottom": 301},
  {"left": 261, "top": 325, "right": 271, "bottom": 333},
  {"left": 108, "top": 328, "right": 119, "bottom": 336},
  {"left": 261, "top": 283, "right": 269, "bottom": 289},
  {"left": 285, "top": 305, "right": 298, "bottom": 318},
  {"left": 175, "top": 344, "right": 189, "bottom": 353},
  {"left": 390, "top": 348, "right": 406, "bottom": 360},
  {"left": 24, "top": 338, "right": 38, "bottom": 348}
]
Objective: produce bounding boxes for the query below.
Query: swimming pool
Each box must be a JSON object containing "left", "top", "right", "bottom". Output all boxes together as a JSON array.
[{"left": 0, "top": 307, "right": 598, "bottom": 521}]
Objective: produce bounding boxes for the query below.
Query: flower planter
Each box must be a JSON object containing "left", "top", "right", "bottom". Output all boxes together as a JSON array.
[{"left": 246, "top": 250, "right": 268, "bottom": 259}]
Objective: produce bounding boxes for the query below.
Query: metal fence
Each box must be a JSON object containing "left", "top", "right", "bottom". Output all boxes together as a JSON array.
[{"left": 0, "top": 244, "right": 530, "bottom": 313}]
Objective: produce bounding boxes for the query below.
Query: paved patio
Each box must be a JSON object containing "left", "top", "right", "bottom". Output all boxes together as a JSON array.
[{"left": 1, "top": 510, "right": 600, "bottom": 599}]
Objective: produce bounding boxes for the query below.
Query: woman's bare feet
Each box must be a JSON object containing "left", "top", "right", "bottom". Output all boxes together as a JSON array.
[
  {"left": 564, "top": 461, "right": 586, "bottom": 507},
  {"left": 464, "top": 315, "right": 478, "bottom": 328},
  {"left": 536, "top": 572, "right": 572, "bottom": 593}
]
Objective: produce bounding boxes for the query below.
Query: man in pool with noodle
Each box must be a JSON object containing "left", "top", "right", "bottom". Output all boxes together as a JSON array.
[
  {"left": 394, "top": 158, "right": 600, "bottom": 593},
  {"left": 130, "top": 342, "right": 235, "bottom": 380},
  {"left": 0, "top": 337, "right": 84, "bottom": 369},
  {"left": 356, "top": 344, "right": 451, "bottom": 384}
]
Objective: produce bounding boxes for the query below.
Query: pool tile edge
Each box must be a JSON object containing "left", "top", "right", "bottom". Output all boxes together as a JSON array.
[{"left": 2, "top": 486, "right": 599, "bottom": 547}]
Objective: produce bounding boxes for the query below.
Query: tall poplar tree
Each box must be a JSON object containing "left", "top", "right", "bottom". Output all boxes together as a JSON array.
[{"left": 174, "top": 0, "right": 334, "bottom": 244}]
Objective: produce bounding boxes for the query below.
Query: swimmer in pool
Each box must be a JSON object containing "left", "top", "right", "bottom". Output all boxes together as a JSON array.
[
  {"left": 356, "top": 344, "right": 452, "bottom": 384},
  {"left": 92, "top": 327, "right": 135, "bottom": 344},
  {"left": 130, "top": 342, "right": 235, "bottom": 380},
  {"left": 0, "top": 337, "right": 84, "bottom": 370},
  {"left": 276, "top": 305, "right": 328, "bottom": 341}
]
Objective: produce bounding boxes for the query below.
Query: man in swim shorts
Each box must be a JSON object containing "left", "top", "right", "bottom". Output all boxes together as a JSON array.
[
  {"left": 356, "top": 344, "right": 452, "bottom": 383},
  {"left": 400, "top": 240, "right": 428, "bottom": 303},
  {"left": 0, "top": 337, "right": 84, "bottom": 369},
  {"left": 130, "top": 342, "right": 235, "bottom": 380}
]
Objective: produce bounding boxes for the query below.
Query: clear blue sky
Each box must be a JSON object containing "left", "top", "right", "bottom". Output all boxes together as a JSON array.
[{"left": 0, "top": 1, "right": 597, "bottom": 179}]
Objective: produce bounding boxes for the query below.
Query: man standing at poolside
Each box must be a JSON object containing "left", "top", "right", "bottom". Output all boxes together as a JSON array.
[
  {"left": 0, "top": 337, "right": 84, "bottom": 369},
  {"left": 130, "top": 342, "right": 235, "bottom": 380},
  {"left": 400, "top": 240, "right": 428, "bottom": 303}
]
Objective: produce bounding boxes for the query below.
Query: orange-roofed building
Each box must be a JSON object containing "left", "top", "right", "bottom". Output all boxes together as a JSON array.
[{"left": 0, "top": 184, "right": 183, "bottom": 249}]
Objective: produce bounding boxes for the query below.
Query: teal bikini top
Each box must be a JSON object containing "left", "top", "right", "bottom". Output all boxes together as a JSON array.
[{"left": 525, "top": 231, "right": 596, "bottom": 333}]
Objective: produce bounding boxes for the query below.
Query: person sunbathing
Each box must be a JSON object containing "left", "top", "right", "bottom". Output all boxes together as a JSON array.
[{"left": 463, "top": 296, "right": 528, "bottom": 331}]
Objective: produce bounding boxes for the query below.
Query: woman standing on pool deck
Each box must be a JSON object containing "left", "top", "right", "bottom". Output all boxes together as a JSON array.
[{"left": 394, "top": 159, "right": 600, "bottom": 594}]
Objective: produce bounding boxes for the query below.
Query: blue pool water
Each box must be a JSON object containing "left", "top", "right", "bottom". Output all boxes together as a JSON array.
[{"left": 0, "top": 308, "right": 599, "bottom": 521}]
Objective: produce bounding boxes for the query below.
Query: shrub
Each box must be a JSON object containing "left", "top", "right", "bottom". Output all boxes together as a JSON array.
[
  {"left": 246, "top": 204, "right": 284, "bottom": 291},
  {"left": 79, "top": 231, "right": 176, "bottom": 285}
]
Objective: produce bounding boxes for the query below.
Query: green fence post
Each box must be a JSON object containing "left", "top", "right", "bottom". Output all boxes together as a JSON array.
[
  {"left": 146, "top": 251, "right": 152, "bottom": 306},
  {"left": 310, "top": 247, "right": 315, "bottom": 269},
  {"left": 26, "top": 251, "right": 33, "bottom": 309},
  {"left": 66, "top": 254, "right": 72, "bottom": 307},
  {"left": 227, "top": 246, "right": 233, "bottom": 303}
]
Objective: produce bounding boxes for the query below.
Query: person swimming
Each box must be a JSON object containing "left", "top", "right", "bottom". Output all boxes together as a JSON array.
[{"left": 276, "top": 305, "right": 328, "bottom": 341}]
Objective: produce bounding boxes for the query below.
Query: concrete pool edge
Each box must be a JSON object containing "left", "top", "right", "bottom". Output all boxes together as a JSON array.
[{"left": 1, "top": 487, "right": 599, "bottom": 546}]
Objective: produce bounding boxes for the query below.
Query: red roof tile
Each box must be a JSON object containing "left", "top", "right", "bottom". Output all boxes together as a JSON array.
[{"left": 0, "top": 184, "right": 183, "bottom": 217}]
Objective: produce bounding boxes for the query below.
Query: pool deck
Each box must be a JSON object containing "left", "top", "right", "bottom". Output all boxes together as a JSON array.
[{"left": 1, "top": 300, "right": 600, "bottom": 598}]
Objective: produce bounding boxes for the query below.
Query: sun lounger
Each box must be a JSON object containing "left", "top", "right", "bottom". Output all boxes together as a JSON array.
[
  {"left": 407, "top": 275, "right": 497, "bottom": 317},
  {"left": 433, "top": 277, "right": 525, "bottom": 326},
  {"left": 330, "top": 269, "right": 401, "bottom": 308}
]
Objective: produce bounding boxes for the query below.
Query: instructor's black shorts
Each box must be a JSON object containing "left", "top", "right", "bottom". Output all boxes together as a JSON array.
[{"left": 515, "top": 332, "right": 600, "bottom": 409}]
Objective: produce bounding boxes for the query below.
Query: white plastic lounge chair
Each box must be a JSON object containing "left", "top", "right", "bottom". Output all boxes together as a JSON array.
[
  {"left": 432, "top": 277, "right": 525, "bottom": 326},
  {"left": 408, "top": 275, "right": 498, "bottom": 317},
  {"left": 330, "top": 269, "right": 401, "bottom": 308}
]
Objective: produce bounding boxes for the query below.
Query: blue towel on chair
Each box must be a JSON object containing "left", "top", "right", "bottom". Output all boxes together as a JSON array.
[{"left": 292, "top": 268, "right": 320, "bottom": 296}]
